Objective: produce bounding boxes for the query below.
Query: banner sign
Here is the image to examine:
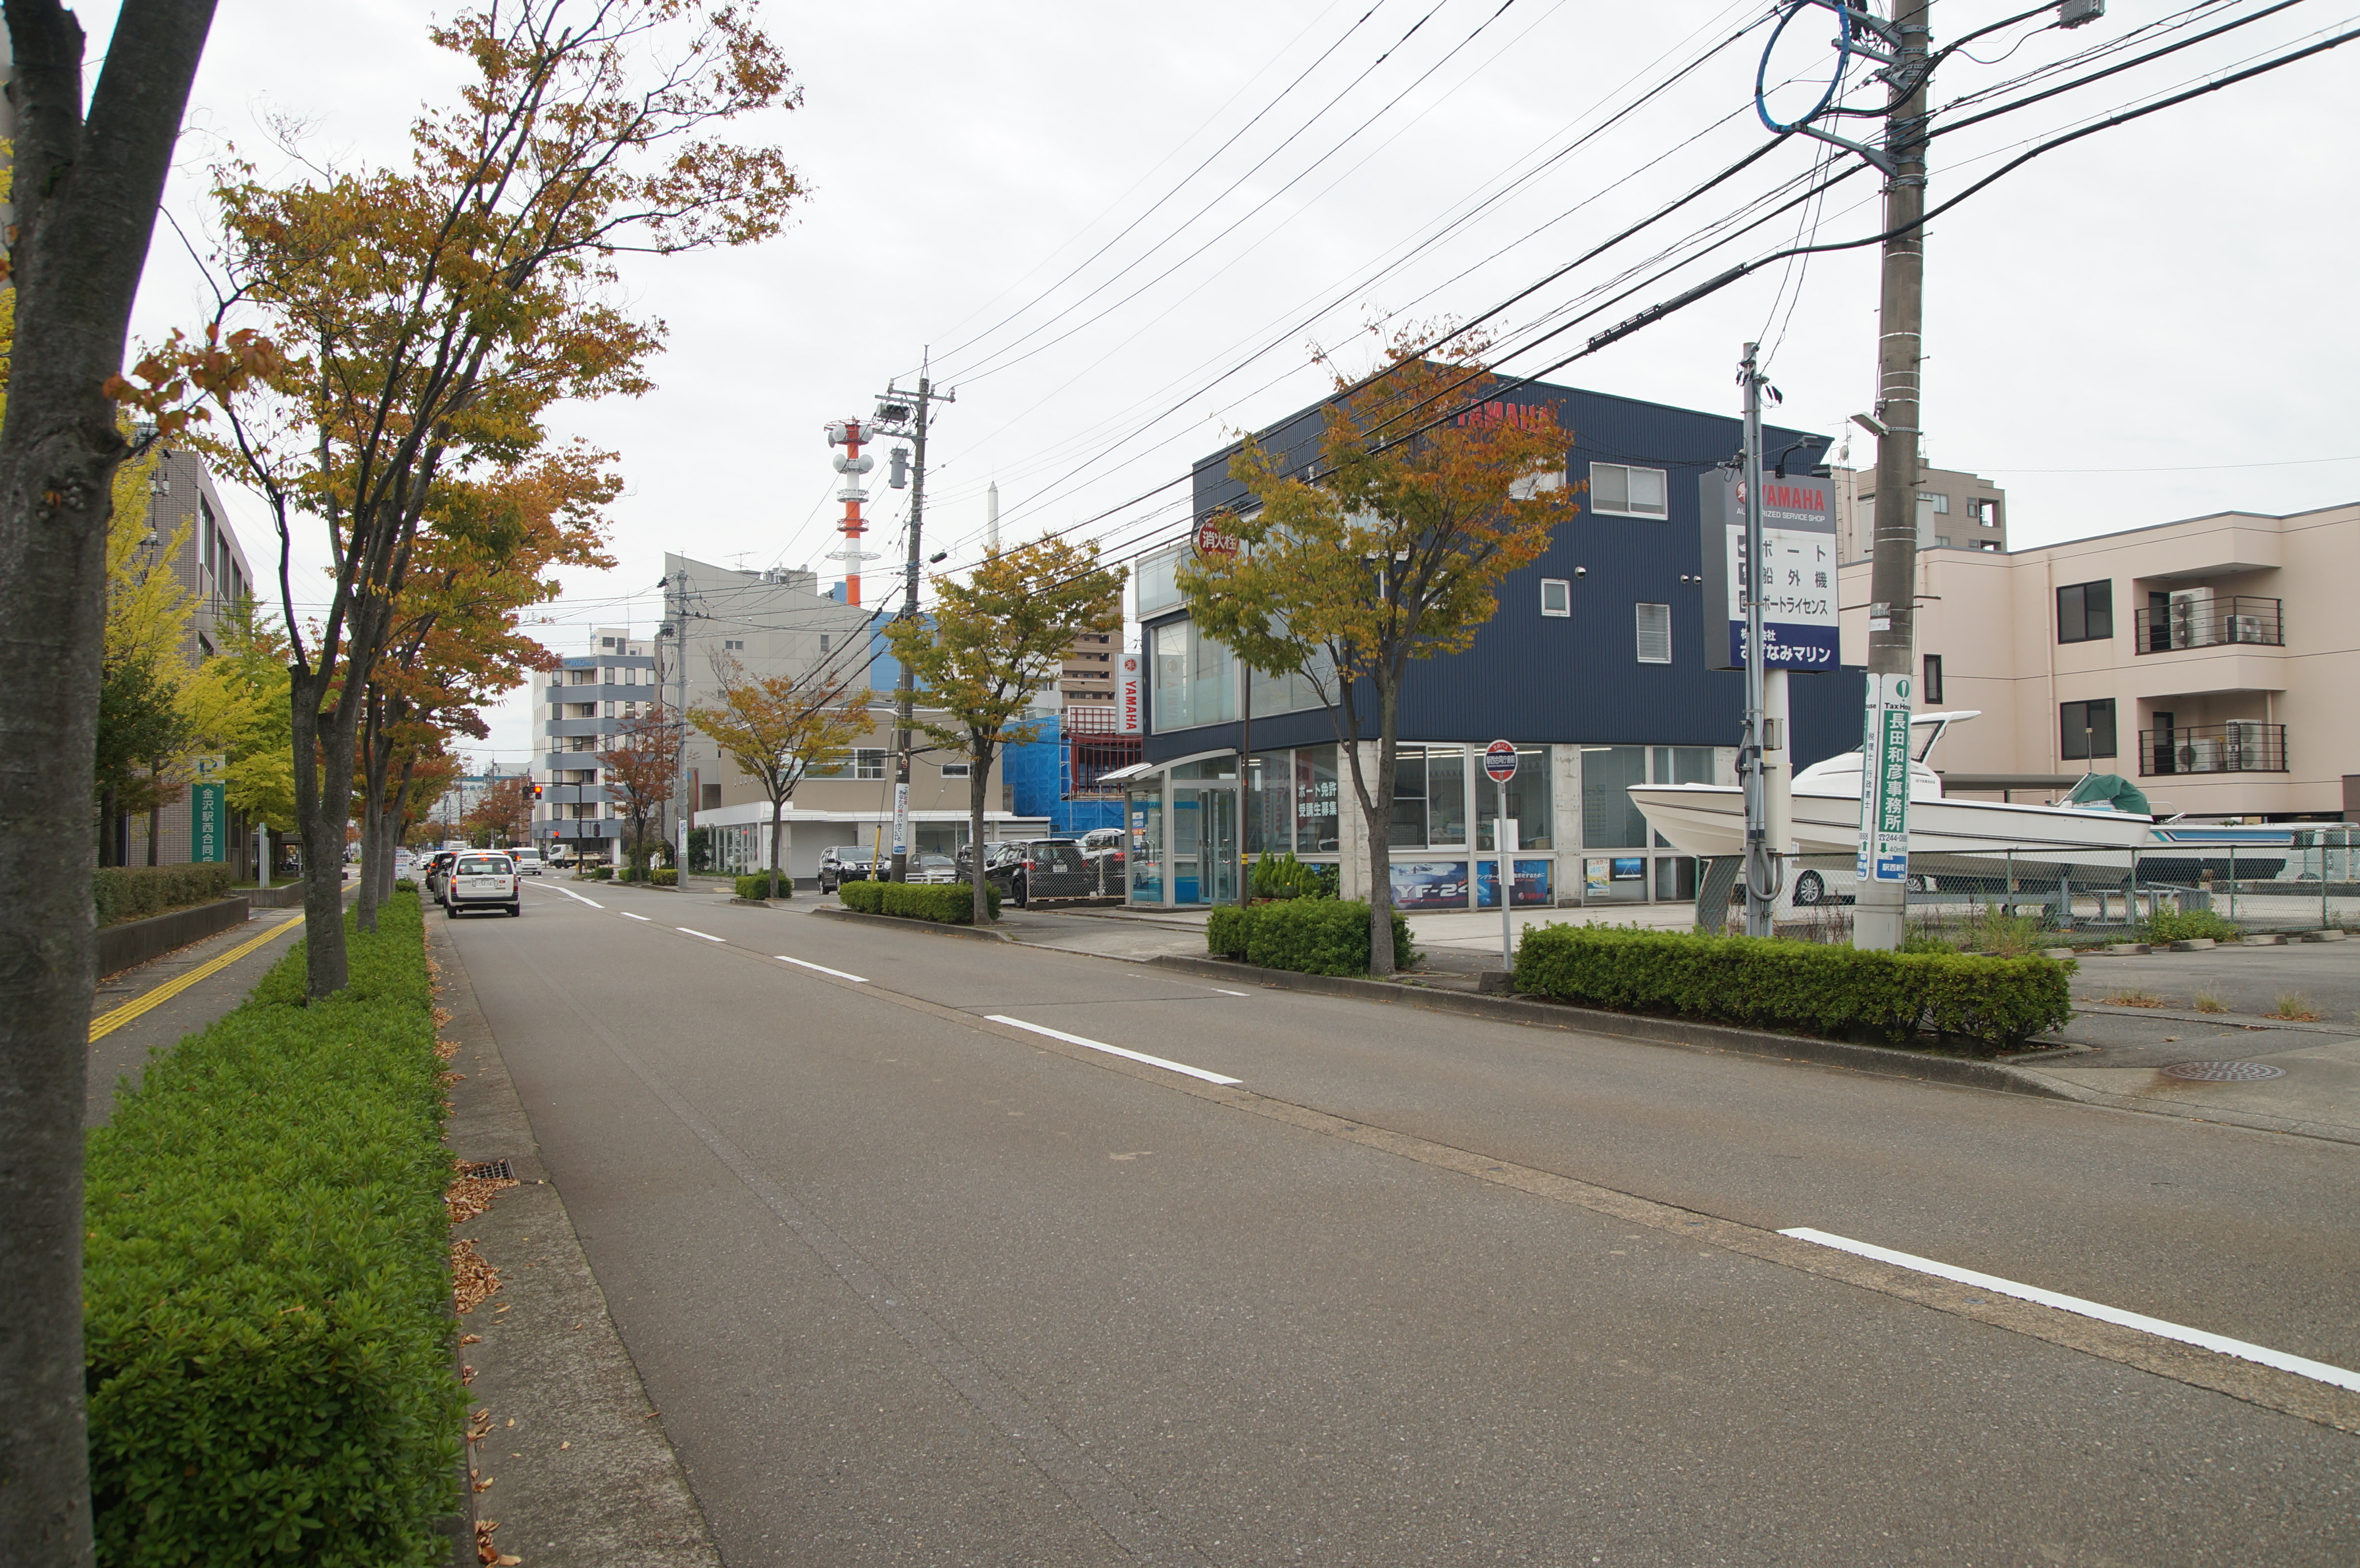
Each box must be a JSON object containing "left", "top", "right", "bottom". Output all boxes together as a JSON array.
[
  {"left": 189, "top": 754, "right": 227, "bottom": 863},
  {"left": 892, "top": 780, "right": 910, "bottom": 858},
  {"left": 1697, "top": 469, "right": 1838, "bottom": 672},
  {"left": 1857, "top": 672, "right": 1913, "bottom": 882},
  {"left": 1119, "top": 649, "right": 1142, "bottom": 735}
]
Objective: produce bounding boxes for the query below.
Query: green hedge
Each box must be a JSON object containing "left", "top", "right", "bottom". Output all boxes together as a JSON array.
[
  {"left": 84, "top": 892, "right": 463, "bottom": 1566},
  {"left": 1512, "top": 924, "right": 2074, "bottom": 1049},
  {"left": 94, "top": 864, "right": 237, "bottom": 928},
  {"left": 735, "top": 872, "right": 794, "bottom": 900},
  {"left": 1207, "top": 899, "right": 1418, "bottom": 977},
  {"left": 838, "top": 879, "right": 1001, "bottom": 923}
]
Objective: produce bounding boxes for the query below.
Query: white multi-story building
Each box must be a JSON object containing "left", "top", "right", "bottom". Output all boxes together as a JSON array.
[{"left": 527, "top": 628, "right": 662, "bottom": 863}]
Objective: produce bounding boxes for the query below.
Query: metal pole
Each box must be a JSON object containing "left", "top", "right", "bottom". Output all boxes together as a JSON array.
[
  {"left": 1237, "top": 652, "right": 1252, "bottom": 906},
  {"left": 1855, "top": 0, "right": 1933, "bottom": 952},
  {"left": 673, "top": 579, "right": 689, "bottom": 883},
  {"left": 1498, "top": 815, "right": 1514, "bottom": 971},
  {"left": 1740, "top": 342, "right": 1772, "bottom": 938},
  {"left": 891, "top": 372, "right": 933, "bottom": 884}
]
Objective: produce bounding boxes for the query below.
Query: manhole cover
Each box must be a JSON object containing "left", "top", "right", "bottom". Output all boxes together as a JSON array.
[{"left": 2160, "top": 1061, "right": 2285, "bottom": 1082}]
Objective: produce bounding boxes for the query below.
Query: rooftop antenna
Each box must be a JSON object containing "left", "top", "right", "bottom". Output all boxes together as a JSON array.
[{"left": 986, "top": 481, "right": 1000, "bottom": 554}]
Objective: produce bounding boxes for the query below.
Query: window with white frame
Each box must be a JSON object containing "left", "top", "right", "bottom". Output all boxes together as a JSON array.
[
  {"left": 1588, "top": 462, "right": 1668, "bottom": 519},
  {"left": 941, "top": 761, "right": 971, "bottom": 778},
  {"left": 853, "top": 748, "right": 887, "bottom": 780},
  {"left": 1635, "top": 602, "right": 1671, "bottom": 663},
  {"left": 1540, "top": 578, "right": 1571, "bottom": 617}
]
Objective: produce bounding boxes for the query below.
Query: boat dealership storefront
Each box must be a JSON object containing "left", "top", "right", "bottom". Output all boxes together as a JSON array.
[{"left": 1106, "top": 740, "right": 1737, "bottom": 910}]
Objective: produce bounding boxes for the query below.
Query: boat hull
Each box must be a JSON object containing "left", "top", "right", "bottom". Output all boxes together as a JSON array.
[{"left": 1629, "top": 784, "right": 2157, "bottom": 863}]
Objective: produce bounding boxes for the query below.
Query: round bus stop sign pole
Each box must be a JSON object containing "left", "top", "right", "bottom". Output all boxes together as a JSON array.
[{"left": 1485, "top": 741, "right": 1517, "bottom": 970}]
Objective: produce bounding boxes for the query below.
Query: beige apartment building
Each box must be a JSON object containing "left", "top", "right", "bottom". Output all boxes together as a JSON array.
[
  {"left": 1836, "top": 502, "right": 2357, "bottom": 820},
  {"left": 1835, "top": 463, "right": 2010, "bottom": 559}
]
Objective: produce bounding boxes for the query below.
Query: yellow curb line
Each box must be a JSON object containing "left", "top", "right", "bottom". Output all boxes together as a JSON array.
[{"left": 89, "top": 914, "right": 306, "bottom": 1041}]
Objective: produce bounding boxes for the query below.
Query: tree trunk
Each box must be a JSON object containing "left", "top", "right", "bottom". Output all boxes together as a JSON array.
[
  {"left": 378, "top": 756, "right": 415, "bottom": 909},
  {"left": 145, "top": 796, "right": 159, "bottom": 865},
  {"left": 0, "top": 2, "right": 220, "bottom": 1557},
  {"left": 768, "top": 795, "right": 785, "bottom": 899},
  {"left": 98, "top": 783, "right": 118, "bottom": 866},
  {"left": 289, "top": 675, "right": 354, "bottom": 997},
  {"left": 969, "top": 747, "right": 992, "bottom": 925},
  {"left": 355, "top": 695, "right": 386, "bottom": 932}
]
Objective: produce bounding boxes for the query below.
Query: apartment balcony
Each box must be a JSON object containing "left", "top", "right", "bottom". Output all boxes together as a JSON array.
[
  {"left": 2132, "top": 596, "right": 2282, "bottom": 654},
  {"left": 2139, "top": 722, "right": 2286, "bottom": 776}
]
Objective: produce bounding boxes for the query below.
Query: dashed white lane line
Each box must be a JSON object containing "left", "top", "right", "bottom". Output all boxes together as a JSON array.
[
  {"left": 679, "top": 927, "right": 726, "bottom": 943},
  {"left": 1212, "top": 989, "right": 1250, "bottom": 997},
  {"left": 1781, "top": 1227, "right": 2360, "bottom": 1394},
  {"left": 986, "top": 1015, "right": 1242, "bottom": 1087},
  {"left": 548, "top": 886, "right": 604, "bottom": 908},
  {"left": 621, "top": 912, "right": 651, "bottom": 922},
  {"left": 777, "top": 955, "right": 869, "bottom": 983}
]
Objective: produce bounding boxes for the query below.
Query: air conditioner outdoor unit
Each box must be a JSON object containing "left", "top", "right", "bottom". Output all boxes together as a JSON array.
[
  {"left": 2178, "top": 737, "right": 2220, "bottom": 773},
  {"left": 2169, "top": 587, "right": 2216, "bottom": 649},
  {"left": 2227, "top": 613, "right": 2264, "bottom": 644}
]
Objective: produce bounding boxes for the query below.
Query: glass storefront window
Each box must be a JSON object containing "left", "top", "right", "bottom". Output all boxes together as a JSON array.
[
  {"left": 1427, "top": 748, "right": 1466, "bottom": 845},
  {"left": 1245, "top": 752, "right": 1287, "bottom": 855},
  {"left": 1127, "top": 790, "right": 1163, "bottom": 903},
  {"left": 1476, "top": 747, "right": 1552, "bottom": 850},
  {"left": 1581, "top": 745, "right": 1651, "bottom": 849},
  {"left": 1151, "top": 619, "right": 1237, "bottom": 733},
  {"left": 1390, "top": 749, "right": 1426, "bottom": 847},
  {"left": 1295, "top": 745, "right": 1340, "bottom": 853}
]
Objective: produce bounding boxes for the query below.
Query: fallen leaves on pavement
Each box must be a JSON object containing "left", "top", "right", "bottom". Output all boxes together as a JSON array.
[
  {"left": 475, "top": 1517, "right": 520, "bottom": 1565},
  {"left": 452, "top": 1238, "right": 503, "bottom": 1314}
]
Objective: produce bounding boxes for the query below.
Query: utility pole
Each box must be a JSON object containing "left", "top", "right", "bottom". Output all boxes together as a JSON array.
[
  {"left": 1855, "top": 0, "right": 1933, "bottom": 953},
  {"left": 662, "top": 574, "right": 691, "bottom": 882},
  {"left": 873, "top": 363, "right": 953, "bottom": 883},
  {"left": 1739, "top": 342, "right": 1779, "bottom": 938}
]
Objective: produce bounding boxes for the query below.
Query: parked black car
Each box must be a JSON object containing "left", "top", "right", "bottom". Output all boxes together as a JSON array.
[
  {"left": 957, "top": 838, "right": 1095, "bottom": 907},
  {"left": 422, "top": 850, "right": 462, "bottom": 904},
  {"left": 818, "top": 845, "right": 880, "bottom": 894}
]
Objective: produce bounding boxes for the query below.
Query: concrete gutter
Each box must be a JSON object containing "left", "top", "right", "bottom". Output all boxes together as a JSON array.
[{"left": 1145, "top": 954, "right": 2080, "bottom": 1102}]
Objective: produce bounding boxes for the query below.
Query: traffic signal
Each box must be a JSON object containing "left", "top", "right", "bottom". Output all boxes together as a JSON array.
[{"left": 530, "top": 783, "right": 544, "bottom": 800}]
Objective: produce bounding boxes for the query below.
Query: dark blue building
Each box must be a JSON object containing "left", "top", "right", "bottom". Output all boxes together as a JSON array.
[{"left": 1111, "top": 376, "right": 1864, "bottom": 911}]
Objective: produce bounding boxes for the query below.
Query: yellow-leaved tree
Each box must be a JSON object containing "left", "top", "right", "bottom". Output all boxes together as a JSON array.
[
  {"left": 885, "top": 538, "right": 1126, "bottom": 924},
  {"left": 690, "top": 657, "right": 873, "bottom": 900},
  {"left": 1178, "top": 334, "right": 1583, "bottom": 974}
]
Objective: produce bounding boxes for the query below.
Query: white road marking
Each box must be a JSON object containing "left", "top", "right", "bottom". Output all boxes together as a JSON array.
[
  {"left": 549, "top": 886, "right": 604, "bottom": 908},
  {"left": 777, "top": 955, "right": 869, "bottom": 983},
  {"left": 621, "top": 912, "right": 651, "bottom": 922},
  {"left": 1780, "top": 1227, "right": 2360, "bottom": 1394},
  {"left": 679, "top": 927, "right": 726, "bottom": 943},
  {"left": 1212, "top": 989, "right": 1250, "bottom": 997},
  {"left": 986, "top": 1015, "right": 1242, "bottom": 1086}
]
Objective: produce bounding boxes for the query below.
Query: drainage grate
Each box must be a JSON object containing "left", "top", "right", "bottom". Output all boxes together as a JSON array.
[
  {"left": 460, "top": 1159, "right": 516, "bottom": 1181},
  {"left": 2160, "top": 1061, "right": 2285, "bottom": 1083}
]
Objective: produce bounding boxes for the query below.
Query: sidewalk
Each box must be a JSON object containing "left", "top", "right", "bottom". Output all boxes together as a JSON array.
[{"left": 86, "top": 902, "right": 308, "bottom": 1125}]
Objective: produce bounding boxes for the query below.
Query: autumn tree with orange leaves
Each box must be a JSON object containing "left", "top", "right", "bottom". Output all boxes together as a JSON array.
[
  {"left": 600, "top": 709, "right": 680, "bottom": 876},
  {"left": 691, "top": 657, "right": 873, "bottom": 899},
  {"left": 1179, "top": 334, "right": 1584, "bottom": 974},
  {"left": 158, "top": 0, "right": 806, "bottom": 998}
]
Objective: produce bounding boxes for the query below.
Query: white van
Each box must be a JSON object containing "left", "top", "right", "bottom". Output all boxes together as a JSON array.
[{"left": 510, "top": 847, "right": 545, "bottom": 876}]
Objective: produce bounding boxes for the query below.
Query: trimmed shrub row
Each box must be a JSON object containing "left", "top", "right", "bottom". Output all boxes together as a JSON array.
[
  {"left": 84, "top": 891, "right": 462, "bottom": 1565},
  {"left": 94, "top": 863, "right": 236, "bottom": 928},
  {"left": 735, "top": 872, "right": 793, "bottom": 900},
  {"left": 1207, "top": 899, "right": 1418, "bottom": 977},
  {"left": 1512, "top": 924, "right": 2074, "bottom": 1049},
  {"left": 839, "top": 879, "right": 1001, "bottom": 923}
]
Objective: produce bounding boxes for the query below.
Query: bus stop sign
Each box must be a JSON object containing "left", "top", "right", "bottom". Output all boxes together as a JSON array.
[{"left": 1484, "top": 740, "right": 1518, "bottom": 783}]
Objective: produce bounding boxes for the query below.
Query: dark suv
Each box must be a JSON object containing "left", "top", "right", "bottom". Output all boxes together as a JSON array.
[
  {"left": 818, "top": 845, "right": 880, "bottom": 894},
  {"left": 958, "top": 838, "right": 1094, "bottom": 907}
]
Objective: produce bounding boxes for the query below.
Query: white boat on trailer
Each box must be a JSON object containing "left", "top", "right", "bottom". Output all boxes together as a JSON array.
[{"left": 1627, "top": 710, "right": 2157, "bottom": 866}]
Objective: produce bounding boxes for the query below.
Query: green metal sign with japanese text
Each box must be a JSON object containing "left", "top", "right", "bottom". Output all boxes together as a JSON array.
[{"left": 1856, "top": 674, "right": 1911, "bottom": 882}]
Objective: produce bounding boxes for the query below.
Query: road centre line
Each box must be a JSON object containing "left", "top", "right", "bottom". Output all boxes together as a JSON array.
[
  {"left": 985, "top": 1015, "right": 1242, "bottom": 1086},
  {"left": 1781, "top": 1227, "right": 2360, "bottom": 1395},
  {"left": 679, "top": 928, "right": 727, "bottom": 943},
  {"left": 621, "top": 912, "right": 651, "bottom": 922},
  {"left": 777, "top": 955, "right": 869, "bottom": 983}
]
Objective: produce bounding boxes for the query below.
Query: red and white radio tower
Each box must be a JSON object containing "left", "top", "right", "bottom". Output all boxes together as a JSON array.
[{"left": 824, "top": 418, "right": 880, "bottom": 605}]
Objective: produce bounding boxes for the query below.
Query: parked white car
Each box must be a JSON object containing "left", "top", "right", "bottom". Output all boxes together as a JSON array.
[
  {"left": 445, "top": 851, "right": 521, "bottom": 918},
  {"left": 509, "top": 847, "right": 545, "bottom": 876}
]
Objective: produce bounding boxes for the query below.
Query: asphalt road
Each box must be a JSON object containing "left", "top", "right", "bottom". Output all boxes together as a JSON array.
[{"left": 448, "top": 880, "right": 2360, "bottom": 1566}]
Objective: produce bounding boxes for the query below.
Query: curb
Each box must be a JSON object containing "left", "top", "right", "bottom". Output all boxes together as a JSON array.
[
  {"left": 2063, "top": 1000, "right": 2351, "bottom": 1034},
  {"left": 1144, "top": 954, "right": 2077, "bottom": 1101},
  {"left": 811, "top": 904, "right": 1012, "bottom": 943},
  {"left": 1994, "top": 1066, "right": 2360, "bottom": 1148}
]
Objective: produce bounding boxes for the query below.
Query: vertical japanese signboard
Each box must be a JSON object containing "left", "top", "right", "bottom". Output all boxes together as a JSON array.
[
  {"left": 1696, "top": 469, "right": 1839, "bottom": 671},
  {"left": 1857, "top": 674, "right": 1912, "bottom": 882},
  {"left": 189, "top": 754, "right": 227, "bottom": 863}
]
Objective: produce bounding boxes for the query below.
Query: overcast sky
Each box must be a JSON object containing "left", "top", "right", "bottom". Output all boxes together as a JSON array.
[{"left": 92, "top": 0, "right": 2360, "bottom": 771}]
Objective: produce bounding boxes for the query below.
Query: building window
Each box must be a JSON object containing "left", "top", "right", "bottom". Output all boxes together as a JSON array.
[
  {"left": 941, "top": 761, "right": 971, "bottom": 778},
  {"left": 1589, "top": 462, "right": 1667, "bottom": 519},
  {"left": 1970, "top": 498, "right": 2000, "bottom": 527},
  {"left": 2061, "top": 698, "right": 2117, "bottom": 760},
  {"left": 1580, "top": 745, "right": 1651, "bottom": 848},
  {"left": 1923, "top": 654, "right": 1943, "bottom": 704},
  {"left": 1635, "top": 602, "right": 1671, "bottom": 664},
  {"left": 1540, "top": 578, "right": 1571, "bottom": 617},
  {"left": 853, "top": 748, "right": 886, "bottom": 780},
  {"left": 820, "top": 634, "right": 832, "bottom": 653},
  {"left": 1389, "top": 747, "right": 1466, "bottom": 849},
  {"left": 1151, "top": 618, "right": 1238, "bottom": 731},
  {"left": 1919, "top": 491, "right": 1949, "bottom": 514},
  {"left": 723, "top": 638, "right": 745, "bottom": 651},
  {"left": 2057, "top": 579, "right": 2113, "bottom": 644},
  {"left": 601, "top": 637, "right": 616, "bottom": 649}
]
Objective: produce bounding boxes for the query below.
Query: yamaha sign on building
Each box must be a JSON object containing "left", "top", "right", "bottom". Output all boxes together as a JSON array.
[{"left": 1696, "top": 468, "right": 1838, "bottom": 672}]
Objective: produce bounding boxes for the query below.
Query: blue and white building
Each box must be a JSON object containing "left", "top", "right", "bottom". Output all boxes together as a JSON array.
[{"left": 1112, "top": 377, "right": 1867, "bottom": 910}]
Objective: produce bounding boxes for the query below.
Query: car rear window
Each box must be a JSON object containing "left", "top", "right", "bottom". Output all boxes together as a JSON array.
[
  {"left": 457, "top": 857, "right": 508, "bottom": 874},
  {"left": 1033, "top": 844, "right": 1086, "bottom": 870}
]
